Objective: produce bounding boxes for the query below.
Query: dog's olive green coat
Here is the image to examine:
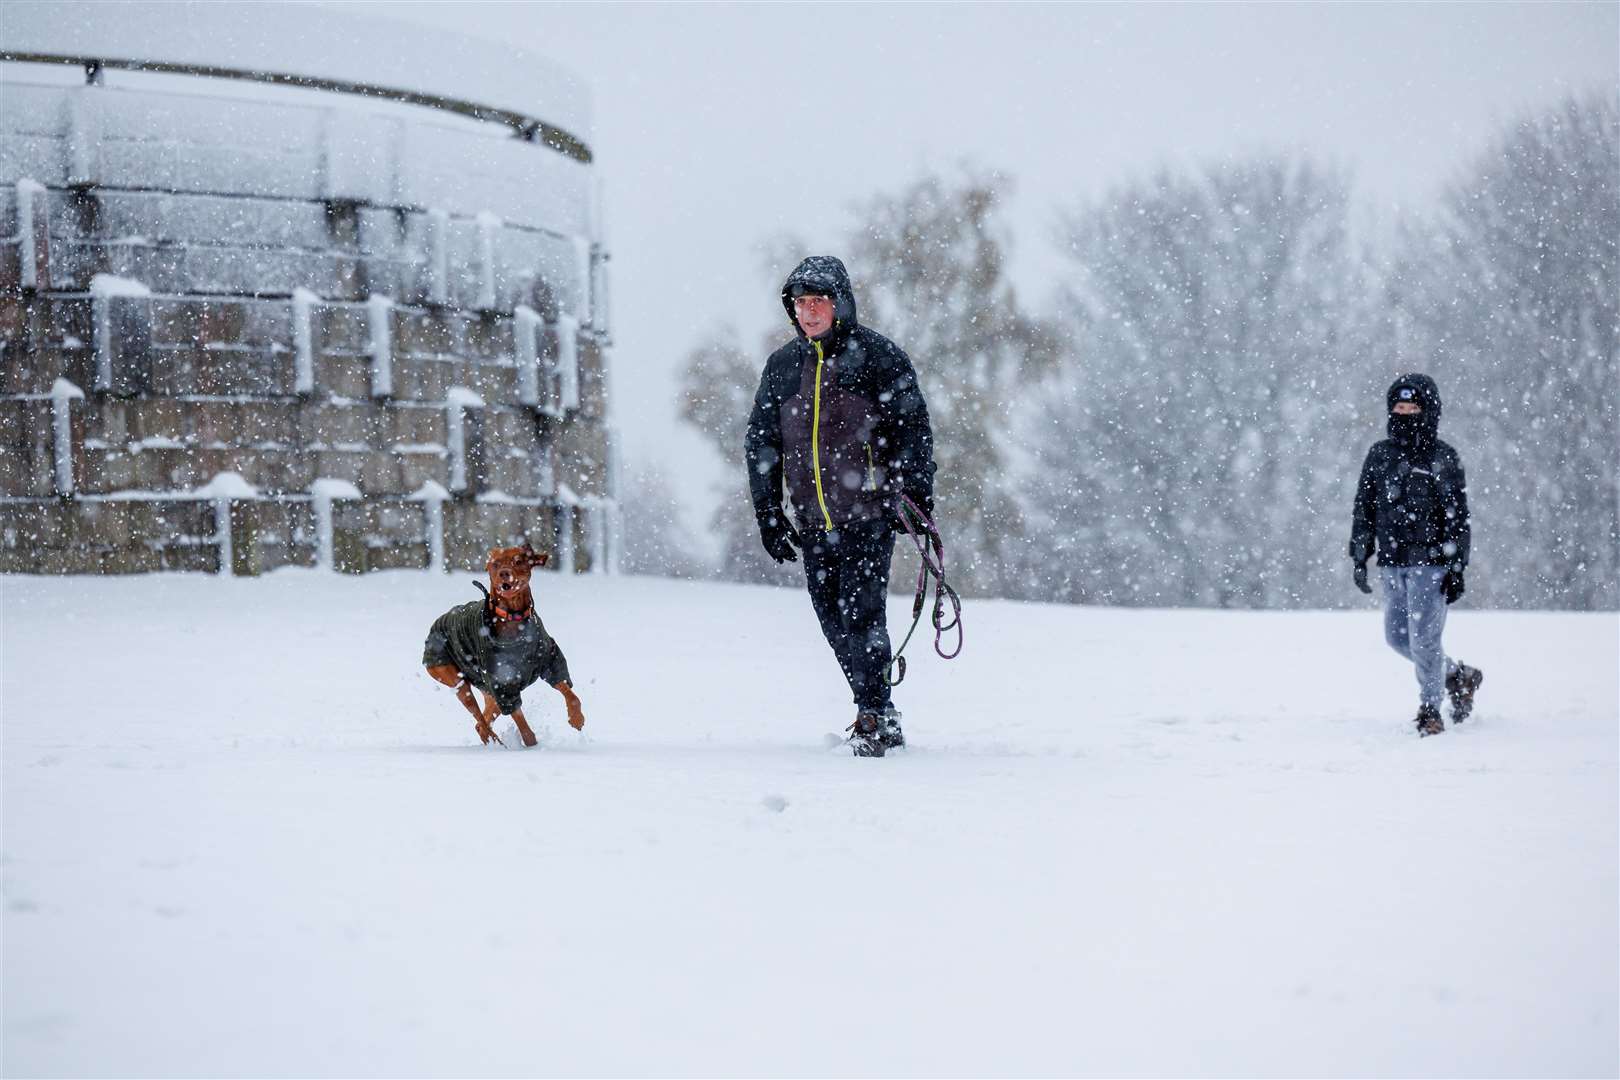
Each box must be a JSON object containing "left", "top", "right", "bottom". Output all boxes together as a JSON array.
[{"left": 422, "top": 600, "right": 571, "bottom": 715}]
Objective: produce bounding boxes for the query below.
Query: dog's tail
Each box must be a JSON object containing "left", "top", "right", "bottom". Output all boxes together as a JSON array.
[{"left": 471, "top": 580, "right": 490, "bottom": 601}]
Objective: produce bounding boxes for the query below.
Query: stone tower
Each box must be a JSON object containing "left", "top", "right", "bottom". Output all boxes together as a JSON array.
[{"left": 0, "top": 1, "right": 618, "bottom": 575}]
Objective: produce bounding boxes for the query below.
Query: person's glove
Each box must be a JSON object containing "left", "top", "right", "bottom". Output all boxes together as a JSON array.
[
  {"left": 887, "top": 490, "right": 934, "bottom": 532},
  {"left": 756, "top": 508, "right": 801, "bottom": 564},
  {"left": 1442, "top": 566, "right": 1465, "bottom": 605},
  {"left": 1352, "top": 561, "right": 1372, "bottom": 595}
]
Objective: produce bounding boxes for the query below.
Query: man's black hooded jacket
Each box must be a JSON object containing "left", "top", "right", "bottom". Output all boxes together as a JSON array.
[
  {"left": 745, "top": 256, "right": 935, "bottom": 532},
  {"left": 1350, "top": 373, "right": 1471, "bottom": 569}
]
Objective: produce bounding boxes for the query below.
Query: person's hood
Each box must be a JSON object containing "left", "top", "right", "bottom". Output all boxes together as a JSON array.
[
  {"left": 780, "top": 255, "right": 858, "bottom": 344},
  {"left": 1387, "top": 373, "right": 1442, "bottom": 448},
  {"left": 1387, "top": 373, "right": 1442, "bottom": 420}
]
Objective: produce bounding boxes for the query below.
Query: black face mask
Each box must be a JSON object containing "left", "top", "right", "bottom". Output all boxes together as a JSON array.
[{"left": 1388, "top": 412, "right": 1432, "bottom": 448}]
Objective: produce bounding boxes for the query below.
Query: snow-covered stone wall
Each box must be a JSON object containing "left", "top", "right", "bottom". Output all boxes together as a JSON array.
[{"left": 0, "top": 9, "right": 616, "bottom": 575}]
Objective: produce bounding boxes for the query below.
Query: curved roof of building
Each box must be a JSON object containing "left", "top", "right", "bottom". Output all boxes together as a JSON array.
[{"left": 2, "top": 0, "right": 592, "bottom": 158}]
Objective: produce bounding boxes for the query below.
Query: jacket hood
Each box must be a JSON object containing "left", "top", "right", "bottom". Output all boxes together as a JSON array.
[
  {"left": 1387, "top": 373, "right": 1442, "bottom": 420},
  {"left": 781, "top": 255, "right": 859, "bottom": 343},
  {"left": 1387, "top": 373, "right": 1442, "bottom": 448}
]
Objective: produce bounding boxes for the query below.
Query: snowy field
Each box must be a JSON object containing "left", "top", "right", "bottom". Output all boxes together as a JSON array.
[{"left": 2, "top": 569, "right": 1615, "bottom": 1078}]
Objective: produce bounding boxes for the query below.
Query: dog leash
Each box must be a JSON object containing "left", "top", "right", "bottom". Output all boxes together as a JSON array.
[{"left": 886, "top": 493, "right": 962, "bottom": 687}]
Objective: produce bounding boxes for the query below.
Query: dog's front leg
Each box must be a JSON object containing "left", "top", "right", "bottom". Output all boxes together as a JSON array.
[
  {"left": 424, "top": 663, "right": 498, "bottom": 748},
  {"left": 429, "top": 664, "right": 498, "bottom": 744},
  {"left": 554, "top": 680, "right": 585, "bottom": 731},
  {"left": 474, "top": 691, "right": 506, "bottom": 747},
  {"left": 453, "top": 679, "right": 497, "bottom": 744}
]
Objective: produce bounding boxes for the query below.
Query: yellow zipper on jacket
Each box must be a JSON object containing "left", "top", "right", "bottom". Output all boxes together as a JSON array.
[{"left": 810, "top": 339, "right": 834, "bottom": 530}]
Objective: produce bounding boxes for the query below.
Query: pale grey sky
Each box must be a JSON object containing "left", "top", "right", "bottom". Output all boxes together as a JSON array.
[{"left": 347, "top": 1, "right": 1615, "bottom": 519}]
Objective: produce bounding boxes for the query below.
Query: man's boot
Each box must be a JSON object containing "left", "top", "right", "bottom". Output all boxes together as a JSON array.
[
  {"left": 1446, "top": 664, "right": 1484, "bottom": 723},
  {"left": 1415, "top": 703, "right": 1444, "bottom": 737},
  {"left": 880, "top": 704, "right": 905, "bottom": 750},
  {"left": 848, "top": 710, "right": 886, "bottom": 758}
]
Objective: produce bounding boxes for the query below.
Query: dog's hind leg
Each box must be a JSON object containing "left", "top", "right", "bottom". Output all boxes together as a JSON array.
[{"left": 510, "top": 707, "right": 539, "bottom": 748}]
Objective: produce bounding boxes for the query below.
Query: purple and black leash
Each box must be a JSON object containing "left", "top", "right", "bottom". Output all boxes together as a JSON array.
[{"left": 886, "top": 492, "right": 963, "bottom": 687}]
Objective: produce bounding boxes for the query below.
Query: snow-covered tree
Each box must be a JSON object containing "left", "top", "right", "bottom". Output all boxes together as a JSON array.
[
  {"left": 1031, "top": 156, "right": 1364, "bottom": 607},
  {"left": 671, "top": 110, "right": 1616, "bottom": 613},
  {"left": 676, "top": 176, "right": 1055, "bottom": 597},
  {"left": 1393, "top": 93, "right": 1618, "bottom": 609},
  {"left": 676, "top": 325, "right": 798, "bottom": 585},
  {"left": 846, "top": 170, "right": 1060, "bottom": 597},
  {"left": 617, "top": 458, "right": 709, "bottom": 579}
]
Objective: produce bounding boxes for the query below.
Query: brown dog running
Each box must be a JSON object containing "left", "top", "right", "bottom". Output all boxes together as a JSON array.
[{"left": 423, "top": 542, "right": 586, "bottom": 748}]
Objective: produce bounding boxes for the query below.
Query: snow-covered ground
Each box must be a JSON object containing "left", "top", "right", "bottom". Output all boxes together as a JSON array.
[{"left": 2, "top": 569, "right": 1615, "bottom": 1078}]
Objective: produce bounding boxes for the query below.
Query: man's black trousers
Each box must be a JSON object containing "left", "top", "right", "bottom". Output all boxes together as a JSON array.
[{"left": 801, "top": 518, "right": 896, "bottom": 712}]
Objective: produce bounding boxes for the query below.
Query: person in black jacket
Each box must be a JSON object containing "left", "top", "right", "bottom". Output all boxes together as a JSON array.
[
  {"left": 745, "top": 255, "right": 936, "bottom": 757},
  {"left": 1351, "top": 374, "right": 1484, "bottom": 736}
]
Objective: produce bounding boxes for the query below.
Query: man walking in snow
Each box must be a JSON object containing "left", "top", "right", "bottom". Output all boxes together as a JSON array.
[
  {"left": 1350, "top": 374, "right": 1484, "bottom": 736},
  {"left": 745, "top": 255, "right": 936, "bottom": 757}
]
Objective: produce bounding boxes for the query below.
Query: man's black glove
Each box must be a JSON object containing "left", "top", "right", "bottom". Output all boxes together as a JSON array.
[
  {"left": 1443, "top": 566, "right": 1465, "bottom": 605},
  {"left": 756, "top": 509, "right": 801, "bottom": 564},
  {"left": 1352, "top": 561, "right": 1372, "bottom": 595},
  {"left": 887, "top": 490, "right": 934, "bottom": 532}
]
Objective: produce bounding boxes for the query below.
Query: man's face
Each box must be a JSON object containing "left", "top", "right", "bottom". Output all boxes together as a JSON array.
[
  {"left": 1392, "top": 401, "right": 1423, "bottom": 416},
  {"left": 793, "top": 293, "right": 835, "bottom": 338}
]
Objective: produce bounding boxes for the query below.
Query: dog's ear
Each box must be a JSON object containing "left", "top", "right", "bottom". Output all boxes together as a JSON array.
[{"left": 521, "top": 540, "right": 548, "bottom": 569}]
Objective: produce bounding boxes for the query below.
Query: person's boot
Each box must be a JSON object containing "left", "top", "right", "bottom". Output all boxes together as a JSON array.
[
  {"left": 880, "top": 704, "right": 905, "bottom": 750},
  {"left": 1415, "top": 703, "right": 1444, "bottom": 737},
  {"left": 1446, "top": 664, "right": 1484, "bottom": 723},
  {"left": 848, "top": 710, "right": 886, "bottom": 758}
]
